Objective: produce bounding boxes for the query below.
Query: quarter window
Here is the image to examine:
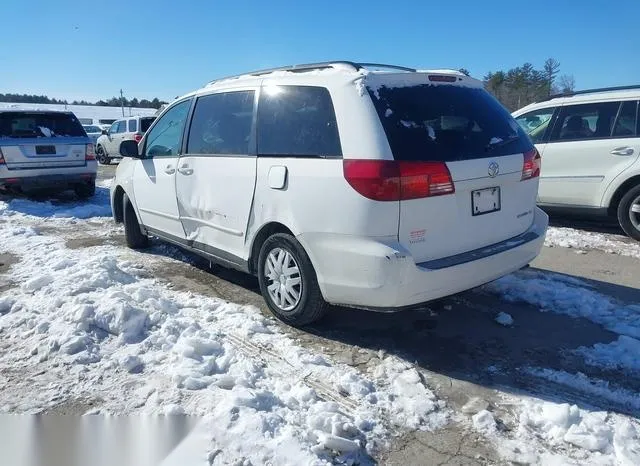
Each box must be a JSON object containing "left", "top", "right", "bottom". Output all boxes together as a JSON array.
[
  {"left": 550, "top": 102, "right": 620, "bottom": 142},
  {"left": 128, "top": 119, "right": 137, "bottom": 132},
  {"left": 612, "top": 101, "right": 638, "bottom": 137},
  {"left": 187, "top": 91, "right": 255, "bottom": 155},
  {"left": 144, "top": 99, "right": 191, "bottom": 157},
  {"left": 257, "top": 85, "right": 342, "bottom": 157},
  {"left": 515, "top": 108, "right": 556, "bottom": 144}
]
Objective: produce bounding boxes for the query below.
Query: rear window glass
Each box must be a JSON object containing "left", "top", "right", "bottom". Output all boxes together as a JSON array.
[
  {"left": 257, "top": 85, "right": 342, "bottom": 157},
  {"left": 140, "top": 117, "right": 155, "bottom": 132},
  {"left": 83, "top": 125, "right": 101, "bottom": 133},
  {"left": 0, "top": 112, "right": 86, "bottom": 138},
  {"left": 368, "top": 84, "right": 532, "bottom": 161}
]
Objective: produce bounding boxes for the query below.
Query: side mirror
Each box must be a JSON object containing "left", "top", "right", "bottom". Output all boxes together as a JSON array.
[
  {"left": 119, "top": 139, "right": 142, "bottom": 158},
  {"left": 101, "top": 129, "right": 108, "bottom": 135}
]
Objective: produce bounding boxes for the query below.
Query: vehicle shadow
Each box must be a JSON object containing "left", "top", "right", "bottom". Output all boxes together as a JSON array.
[{"left": 545, "top": 209, "right": 625, "bottom": 236}]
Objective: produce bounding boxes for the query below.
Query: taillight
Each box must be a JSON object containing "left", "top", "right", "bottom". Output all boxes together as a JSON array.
[
  {"left": 522, "top": 148, "right": 541, "bottom": 180},
  {"left": 343, "top": 160, "right": 455, "bottom": 201},
  {"left": 134, "top": 134, "right": 143, "bottom": 143},
  {"left": 85, "top": 143, "right": 96, "bottom": 161},
  {"left": 0, "top": 147, "right": 4, "bottom": 165}
]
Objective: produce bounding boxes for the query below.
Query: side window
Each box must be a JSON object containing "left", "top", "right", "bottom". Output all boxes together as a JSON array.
[
  {"left": 550, "top": 102, "right": 620, "bottom": 142},
  {"left": 257, "top": 85, "right": 342, "bottom": 157},
  {"left": 612, "top": 101, "right": 638, "bottom": 137},
  {"left": 144, "top": 99, "right": 191, "bottom": 157},
  {"left": 128, "top": 119, "right": 137, "bottom": 132},
  {"left": 116, "top": 121, "right": 126, "bottom": 133},
  {"left": 515, "top": 108, "right": 556, "bottom": 143},
  {"left": 187, "top": 91, "right": 255, "bottom": 155}
]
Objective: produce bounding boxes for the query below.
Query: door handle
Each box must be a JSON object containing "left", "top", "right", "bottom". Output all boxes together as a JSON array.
[
  {"left": 164, "top": 165, "right": 176, "bottom": 175},
  {"left": 610, "top": 147, "right": 634, "bottom": 156},
  {"left": 178, "top": 165, "right": 193, "bottom": 175}
]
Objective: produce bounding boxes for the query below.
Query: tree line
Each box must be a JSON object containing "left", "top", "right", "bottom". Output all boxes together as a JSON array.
[
  {"left": 0, "top": 93, "right": 167, "bottom": 109},
  {"left": 481, "top": 58, "right": 576, "bottom": 111}
]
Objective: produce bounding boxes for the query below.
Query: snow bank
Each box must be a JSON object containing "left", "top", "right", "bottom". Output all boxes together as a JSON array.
[
  {"left": 576, "top": 336, "right": 640, "bottom": 374},
  {"left": 545, "top": 227, "right": 640, "bottom": 259},
  {"left": 0, "top": 187, "right": 112, "bottom": 220},
  {"left": 0, "top": 216, "right": 447, "bottom": 464},
  {"left": 485, "top": 270, "right": 640, "bottom": 338}
]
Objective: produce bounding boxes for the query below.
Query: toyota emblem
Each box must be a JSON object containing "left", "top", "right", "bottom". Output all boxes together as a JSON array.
[{"left": 488, "top": 161, "right": 499, "bottom": 178}]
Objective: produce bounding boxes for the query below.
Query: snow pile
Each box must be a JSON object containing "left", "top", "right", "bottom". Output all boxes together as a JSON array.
[
  {"left": 503, "top": 398, "right": 640, "bottom": 465},
  {"left": 576, "top": 336, "right": 640, "bottom": 374},
  {"left": 545, "top": 227, "right": 640, "bottom": 259},
  {"left": 0, "top": 223, "right": 447, "bottom": 464},
  {"left": 0, "top": 187, "right": 112, "bottom": 220},
  {"left": 485, "top": 270, "right": 640, "bottom": 338}
]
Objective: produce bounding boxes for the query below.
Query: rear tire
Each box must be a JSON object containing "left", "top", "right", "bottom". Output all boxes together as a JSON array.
[
  {"left": 74, "top": 182, "right": 95, "bottom": 199},
  {"left": 617, "top": 184, "right": 640, "bottom": 241},
  {"left": 96, "top": 145, "right": 111, "bottom": 165},
  {"left": 123, "top": 193, "right": 149, "bottom": 249},
  {"left": 257, "top": 233, "right": 327, "bottom": 326}
]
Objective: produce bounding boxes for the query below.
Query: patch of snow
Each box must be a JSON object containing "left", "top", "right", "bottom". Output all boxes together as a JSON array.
[
  {"left": 545, "top": 227, "right": 640, "bottom": 259},
  {"left": 472, "top": 410, "right": 497, "bottom": 434},
  {"left": 495, "top": 311, "right": 514, "bottom": 326},
  {"left": 485, "top": 270, "right": 640, "bottom": 338},
  {"left": 384, "top": 108, "right": 393, "bottom": 117},
  {"left": 489, "top": 136, "right": 503, "bottom": 145},
  {"left": 576, "top": 336, "right": 640, "bottom": 374},
  {"left": 0, "top": 206, "right": 448, "bottom": 464}
]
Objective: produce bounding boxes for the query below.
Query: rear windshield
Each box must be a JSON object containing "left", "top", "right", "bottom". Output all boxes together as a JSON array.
[
  {"left": 140, "top": 117, "right": 155, "bottom": 132},
  {"left": 0, "top": 112, "right": 86, "bottom": 138},
  {"left": 368, "top": 84, "right": 532, "bottom": 161}
]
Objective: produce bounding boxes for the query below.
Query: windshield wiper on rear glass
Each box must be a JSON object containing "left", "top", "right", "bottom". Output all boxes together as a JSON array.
[{"left": 485, "top": 135, "right": 520, "bottom": 151}]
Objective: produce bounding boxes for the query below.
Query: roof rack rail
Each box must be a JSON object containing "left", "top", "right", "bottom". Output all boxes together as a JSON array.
[
  {"left": 540, "top": 84, "right": 640, "bottom": 102},
  {"left": 205, "top": 61, "right": 416, "bottom": 86}
]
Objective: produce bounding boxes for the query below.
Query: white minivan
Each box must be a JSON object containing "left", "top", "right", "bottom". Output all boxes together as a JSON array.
[
  {"left": 111, "top": 62, "right": 548, "bottom": 325},
  {"left": 513, "top": 87, "right": 640, "bottom": 240}
]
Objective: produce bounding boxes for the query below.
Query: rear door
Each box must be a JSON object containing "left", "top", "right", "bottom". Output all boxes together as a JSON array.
[
  {"left": 368, "top": 82, "right": 538, "bottom": 262},
  {"left": 132, "top": 99, "right": 192, "bottom": 239},
  {"left": 106, "top": 120, "right": 126, "bottom": 155},
  {"left": 0, "top": 111, "right": 88, "bottom": 169},
  {"left": 540, "top": 100, "right": 640, "bottom": 207},
  {"left": 176, "top": 90, "right": 257, "bottom": 261}
]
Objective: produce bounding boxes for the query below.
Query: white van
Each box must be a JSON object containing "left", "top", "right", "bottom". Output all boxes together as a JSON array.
[
  {"left": 513, "top": 86, "right": 640, "bottom": 240},
  {"left": 111, "top": 62, "right": 547, "bottom": 325}
]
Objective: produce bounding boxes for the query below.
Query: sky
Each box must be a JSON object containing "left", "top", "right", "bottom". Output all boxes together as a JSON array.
[{"left": 1, "top": 0, "right": 639, "bottom": 103}]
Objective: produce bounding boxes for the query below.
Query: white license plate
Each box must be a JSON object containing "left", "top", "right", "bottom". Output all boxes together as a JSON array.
[{"left": 472, "top": 187, "right": 501, "bottom": 216}]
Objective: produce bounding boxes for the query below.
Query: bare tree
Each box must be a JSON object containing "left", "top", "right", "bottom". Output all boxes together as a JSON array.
[
  {"left": 558, "top": 74, "right": 576, "bottom": 94},
  {"left": 458, "top": 68, "right": 470, "bottom": 76},
  {"left": 543, "top": 58, "right": 560, "bottom": 97}
]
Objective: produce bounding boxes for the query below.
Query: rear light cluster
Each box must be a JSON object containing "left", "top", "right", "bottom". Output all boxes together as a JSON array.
[
  {"left": 85, "top": 143, "right": 96, "bottom": 161},
  {"left": 343, "top": 160, "right": 455, "bottom": 201},
  {"left": 134, "top": 134, "right": 143, "bottom": 143},
  {"left": 521, "top": 148, "right": 541, "bottom": 180}
]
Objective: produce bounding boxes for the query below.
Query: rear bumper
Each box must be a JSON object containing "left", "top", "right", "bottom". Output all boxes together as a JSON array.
[{"left": 298, "top": 207, "right": 548, "bottom": 309}]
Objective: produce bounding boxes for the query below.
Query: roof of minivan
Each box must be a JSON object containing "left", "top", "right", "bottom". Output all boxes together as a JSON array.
[
  {"left": 515, "top": 87, "right": 640, "bottom": 115},
  {"left": 174, "top": 63, "right": 485, "bottom": 101}
]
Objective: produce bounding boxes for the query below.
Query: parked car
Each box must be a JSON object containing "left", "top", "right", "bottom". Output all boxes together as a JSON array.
[
  {"left": 513, "top": 86, "right": 640, "bottom": 240},
  {"left": 82, "top": 124, "right": 103, "bottom": 145},
  {"left": 111, "top": 61, "right": 547, "bottom": 326},
  {"left": 0, "top": 110, "right": 96, "bottom": 197},
  {"left": 95, "top": 116, "right": 155, "bottom": 165}
]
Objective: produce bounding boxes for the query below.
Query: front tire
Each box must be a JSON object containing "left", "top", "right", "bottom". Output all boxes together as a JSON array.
[
  {"left": 96, "top": 145, "right": 111, "bottom": 165},
  {"left": 257, "top": 233, "right": 327, "bottom": 326},
  {"left": 617, "top": 184, "right": 640, "bottom": 241},
  {"left": 123, "top": 193, "right": 149, "bottom": 249}
]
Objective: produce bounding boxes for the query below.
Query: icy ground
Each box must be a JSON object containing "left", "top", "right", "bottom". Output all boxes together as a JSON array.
[
  {"left": 1, "top": 183, "right": 639, "bottom": 465},
  {"left": 545, "top": 226, "right": 640, "bottom": 259}
]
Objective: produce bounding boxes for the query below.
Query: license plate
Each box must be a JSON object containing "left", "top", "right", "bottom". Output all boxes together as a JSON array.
[
  {"left": 35, "top": 145, "right": 56, "bottom": 155},
  {"left": 472, "top": 187, "right": 501, "bottom": 216}
]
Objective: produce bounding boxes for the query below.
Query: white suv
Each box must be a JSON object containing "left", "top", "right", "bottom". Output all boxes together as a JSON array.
[
  {"left": 513, "top": 87, "right": 640, "bottom": 240},
  {"left": 95, "top": 116, "right": 155, "bottom": 165},
  {"left": 111, "top": 62, "right": 548, "bottom": 325}
]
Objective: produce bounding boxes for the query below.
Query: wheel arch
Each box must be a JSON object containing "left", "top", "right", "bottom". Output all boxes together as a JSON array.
[
  {"left": 112, "top": 185, "right": 126, "bottom": 223},
  {"left": 606, "top": 174, "right": 640, "bottom": 216},
  {"left": 248, "top": 222, "right": 294, "bottom": 275}
]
